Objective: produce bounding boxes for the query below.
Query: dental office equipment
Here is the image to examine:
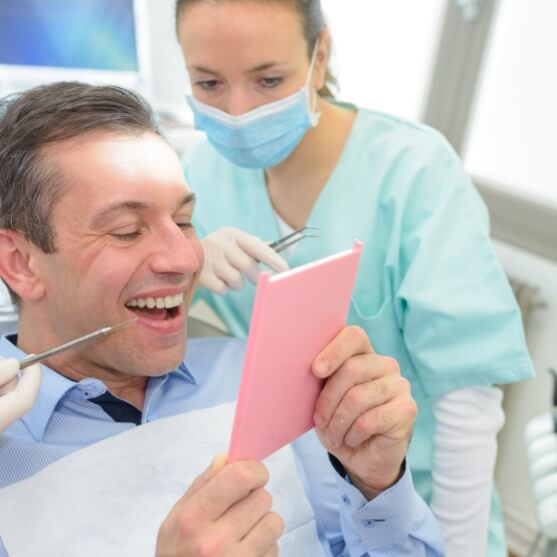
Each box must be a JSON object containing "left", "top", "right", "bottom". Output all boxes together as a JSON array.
[
  {"left": 525, "top": 368, "right": 557, "bottom": 556},
  {"left": 18, "top": 318, "right": 137, "bottom": 370},
  {"left": 269, "top": 226, "right": 320, "bottom": 254}
]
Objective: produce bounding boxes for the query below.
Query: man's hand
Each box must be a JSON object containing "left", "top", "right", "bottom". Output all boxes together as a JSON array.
[
  {"left": 199, "top": 227, "right": 288, "bottom": 295},
  {"left": 0, "top": 357, "right": 41, "bottom": 432},
  {"left": 312, "top": 326, "right": 416, "bottom": 500},
  {"left": 156, "top": 456, "right": 284, "bottom": 556}
]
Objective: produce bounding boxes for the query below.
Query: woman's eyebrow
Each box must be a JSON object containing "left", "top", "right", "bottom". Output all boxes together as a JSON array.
[
  {"left": 246, "top": 61, "right": 288, "bottom": 74},
  {"left": 190, "top": 61, "right": 287, "bottom": 75}
]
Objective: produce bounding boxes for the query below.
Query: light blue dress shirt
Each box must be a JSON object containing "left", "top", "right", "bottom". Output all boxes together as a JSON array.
[{"left": 0, "top": 334, "right": 444, "bottom": 556}]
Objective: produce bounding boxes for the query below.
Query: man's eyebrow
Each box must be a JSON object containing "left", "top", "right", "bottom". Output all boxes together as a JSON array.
[
  {"left": 177, "top": 192, "right": 196, "bottom": 210},
  {"left": 90, "top": 201, "right": 150, "bottom": 228},
  {"left": 90, "top": 193, "right": 195, "bottom": 228}
]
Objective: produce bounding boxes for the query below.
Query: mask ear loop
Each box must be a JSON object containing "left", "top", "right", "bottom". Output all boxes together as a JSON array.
[{"left": 305, "top": 39, "right": 321, "bottom": 114}]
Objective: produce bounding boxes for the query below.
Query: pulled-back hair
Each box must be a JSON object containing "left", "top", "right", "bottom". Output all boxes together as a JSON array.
[
  {"left": 175, "top": 0, "right": 337, "bottom": 97},
  {"left": 0, "top": 81, "right": 162, "bottom": 253}
]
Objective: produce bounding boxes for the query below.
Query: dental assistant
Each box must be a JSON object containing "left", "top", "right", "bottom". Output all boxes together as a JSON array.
[{"left": 176, "top": 1, "right": 534, "bottom": 555}]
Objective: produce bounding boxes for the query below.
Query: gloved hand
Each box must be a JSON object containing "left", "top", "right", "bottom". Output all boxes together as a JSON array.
[
  {"left": 200, "top": 227, "right": 289, "bottom": 295},
  {"left": 0, "top": 357, "right": 41, "bottom": 432}
]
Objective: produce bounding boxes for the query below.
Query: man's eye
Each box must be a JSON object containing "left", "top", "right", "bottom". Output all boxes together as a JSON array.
[
  {"left": 176, "top": 221, "right": 195, "bottom": 235},
  {"left": 111, "top": 231, "right": 142, "bottom": 241}
]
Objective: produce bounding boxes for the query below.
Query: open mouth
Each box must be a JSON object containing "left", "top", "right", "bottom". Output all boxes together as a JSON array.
[{"left": 125, "top": 293, "right": 184, "bottom": 322}]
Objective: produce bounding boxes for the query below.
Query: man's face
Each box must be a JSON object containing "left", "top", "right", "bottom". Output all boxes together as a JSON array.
[{"left": 29, "top": 131, "right": 203, "bottom": 378}]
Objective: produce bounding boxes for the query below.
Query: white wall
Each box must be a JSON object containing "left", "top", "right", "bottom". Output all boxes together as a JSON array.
[
  {"left": 145, "top": 0, "right": 188, "bottom": 110},
  {"left": 493, "top": 240, "right": 557, "bottom": 555}
]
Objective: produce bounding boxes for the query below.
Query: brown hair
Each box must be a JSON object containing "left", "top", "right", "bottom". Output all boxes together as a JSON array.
[
  {"left": 175, "top": 0, "right": 338, "bottom": 97},
  {"left": 0, "top": 81, "right": 162, "bottom": 254}
]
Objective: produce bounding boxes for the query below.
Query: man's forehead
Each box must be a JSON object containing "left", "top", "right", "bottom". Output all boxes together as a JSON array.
[
  {"left": 44, "top": 130, "right": 183, "bottom": 182},
  {"left": 44, "top": 131, "right": 191, "bottom": 209}
]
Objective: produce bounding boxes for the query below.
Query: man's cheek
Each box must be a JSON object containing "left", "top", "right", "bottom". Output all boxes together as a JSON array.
[{"left": 193, "top": 239, "right": 205, "bottom": 270}]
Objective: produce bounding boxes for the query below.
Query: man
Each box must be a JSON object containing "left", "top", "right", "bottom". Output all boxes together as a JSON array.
[{"left": 0, "top": 82, "right": 444, "bottom": 556}]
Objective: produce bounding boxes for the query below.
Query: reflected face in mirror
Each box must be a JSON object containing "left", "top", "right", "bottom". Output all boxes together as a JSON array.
[
  {"left": 29, "top": 131, "right": 203, "bottom": 379},
  {"left": 177, "top": 0, "right": 326, "bottom": 116}
]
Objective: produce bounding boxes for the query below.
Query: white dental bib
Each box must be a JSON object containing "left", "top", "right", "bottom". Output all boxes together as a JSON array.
[{"left": 0, "top": 402, "right": 324, "bottom": 556}]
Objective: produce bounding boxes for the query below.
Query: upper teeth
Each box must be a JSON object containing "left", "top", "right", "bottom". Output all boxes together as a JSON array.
[{"left": 126, "top": 293, "right": 184, "bottom": 309}]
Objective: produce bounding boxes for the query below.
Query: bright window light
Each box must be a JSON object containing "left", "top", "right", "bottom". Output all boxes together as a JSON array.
[
  {"left": 463, "top": 0, "right": 557, "bottom": 206},
  {"left": 321, "top": 0, "right": 446, "bottom": 120}
]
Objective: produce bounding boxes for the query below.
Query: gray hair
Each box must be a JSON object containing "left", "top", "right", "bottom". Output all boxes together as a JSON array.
[{"left": 0, "top": 81, "right": 162, "bottom": 253}]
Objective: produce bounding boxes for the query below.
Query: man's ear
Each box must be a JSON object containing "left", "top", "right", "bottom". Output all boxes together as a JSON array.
[{"left": 0, "top": 230, "right": 46, "bottom": 301}]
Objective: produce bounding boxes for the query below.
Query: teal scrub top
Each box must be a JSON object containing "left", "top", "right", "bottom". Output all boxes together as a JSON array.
[{"left": 185, "top": 104, "right": 534, "bottom": 555}]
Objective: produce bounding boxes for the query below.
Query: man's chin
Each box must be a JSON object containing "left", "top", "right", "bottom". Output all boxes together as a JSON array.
[
  {"left": 144, "top": 352, "right": 185, "bottom": 377},
  {"left": 120, "top": 344, "right": 186, "bottom": 378}
]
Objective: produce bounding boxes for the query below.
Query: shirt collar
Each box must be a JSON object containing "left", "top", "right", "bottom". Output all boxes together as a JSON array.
[
  {"left": 0, "top": 335, "right": 198, "bottom": 440},
  {"left": 176, "top": 361, "right": 198, "bottom": 384},
  {"left": 1, "top": 335, "right": 76, "bottom": 441}
]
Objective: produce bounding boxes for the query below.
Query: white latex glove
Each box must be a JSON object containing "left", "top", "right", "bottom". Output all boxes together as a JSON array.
[
  {"left": 0, "top": 357, "right": 41, "bottom": 432},
  {"left": 200, "top": 227, "right": 289, "bottom": 295}
]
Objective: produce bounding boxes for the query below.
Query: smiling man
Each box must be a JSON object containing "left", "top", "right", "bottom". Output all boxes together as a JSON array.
[
  {"left": 6, "top": 130, "right": 200, "bottom": 409},
  {"left": 0, "top": 82, "right": 444, "bottom": 556}
]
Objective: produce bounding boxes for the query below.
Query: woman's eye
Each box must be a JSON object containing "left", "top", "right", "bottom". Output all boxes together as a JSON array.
[
  {"left": 195, "top": 79, "right": 220, "bottom": 91},
  {"left": 259, "top": 76, "right": 282, "bottom": 88}
]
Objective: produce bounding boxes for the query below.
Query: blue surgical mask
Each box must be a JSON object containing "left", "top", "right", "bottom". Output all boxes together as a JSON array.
[{"left": 185, "top": 45, "right": 321, "bottom": 169}]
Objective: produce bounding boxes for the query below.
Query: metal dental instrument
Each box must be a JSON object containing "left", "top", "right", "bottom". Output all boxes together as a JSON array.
[
  {"left": 18, "top": 318, "right": 138, "bottom": 370},
  {"left": 269, "top": 225, "right": 321, "bottom": 254}
]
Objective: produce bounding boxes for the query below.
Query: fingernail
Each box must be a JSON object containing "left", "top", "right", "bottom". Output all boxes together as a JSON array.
[
  {"left": 207, "top": 453, "right": 227, "bottom": 474},
  {"left": 314, "top": 359, "right": 329, "bottom": 377}
]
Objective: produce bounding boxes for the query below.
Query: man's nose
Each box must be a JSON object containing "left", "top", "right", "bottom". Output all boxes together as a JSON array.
[{"left": 148, "top": 224, "right": 201, "bottom": 275}]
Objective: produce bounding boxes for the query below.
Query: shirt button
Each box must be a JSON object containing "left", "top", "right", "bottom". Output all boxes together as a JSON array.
[
  {"left": 341, "top": 494, "right": 351, "bottom": 506},
  {"left": 362, "top": 519, "right": 375, "bottom": 528}
]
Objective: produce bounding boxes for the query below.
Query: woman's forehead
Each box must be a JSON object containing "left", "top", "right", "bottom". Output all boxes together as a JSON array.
[{"left": 178, "top": 1, "right": 305, "bottom": 49}]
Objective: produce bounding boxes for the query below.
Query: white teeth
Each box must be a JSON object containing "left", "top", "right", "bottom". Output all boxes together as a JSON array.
[{"left": 126, "top": 293, "right": 184, "bottom": 310}]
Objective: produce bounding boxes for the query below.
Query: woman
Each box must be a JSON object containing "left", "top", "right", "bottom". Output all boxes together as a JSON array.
[{"left": 176, "top": 1, "right": 533, "bottom": 554}]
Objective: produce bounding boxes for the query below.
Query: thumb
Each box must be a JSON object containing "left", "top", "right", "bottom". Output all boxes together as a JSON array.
[
  {"left": 16, "top": 363, "right": 42, "bottom": 410},
  {"left": 0, "top": 358, "right": 20, "bottom": 392},
  {"left": 184, "top": 453, "right": 228, "bottom": 500},
  {"left": 0, "top": 361, "right": 41, "bottom": 432}
]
